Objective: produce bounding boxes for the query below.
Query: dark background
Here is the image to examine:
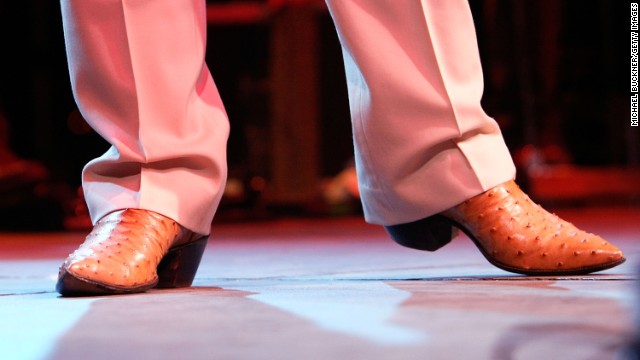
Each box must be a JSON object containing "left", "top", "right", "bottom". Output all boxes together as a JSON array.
[{"left": 0, "top": 0, "right": 637, "bottom": 229}]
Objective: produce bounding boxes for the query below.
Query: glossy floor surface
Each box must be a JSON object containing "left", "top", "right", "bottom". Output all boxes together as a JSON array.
[{"left": 1, "top": 207, "right": 639, "bottom": 360}]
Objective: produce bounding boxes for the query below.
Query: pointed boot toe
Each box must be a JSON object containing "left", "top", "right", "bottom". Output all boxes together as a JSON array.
[{"left": 441, "top": 180, "right": 625, "bottom": 275}]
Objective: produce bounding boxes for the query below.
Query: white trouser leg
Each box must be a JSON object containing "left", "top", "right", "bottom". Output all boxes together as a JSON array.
[
  {"left": 61, "top": 0, "right": 229, "bottom": 234},
  {"left": 326, "top": 0, "right": 516, "bottom": 225}
]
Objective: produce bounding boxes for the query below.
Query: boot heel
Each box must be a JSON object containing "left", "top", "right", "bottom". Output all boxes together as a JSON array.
[
  {"left": 384, "top": 215, "right": 457, "bottom": 251},
  {"left": 156, "top": 236, "right": 208, "bottom": 288}
]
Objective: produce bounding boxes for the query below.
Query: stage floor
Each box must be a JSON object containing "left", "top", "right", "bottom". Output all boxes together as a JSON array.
[{"left": 1, "top": 206, "right": 639, "bottom": 359}]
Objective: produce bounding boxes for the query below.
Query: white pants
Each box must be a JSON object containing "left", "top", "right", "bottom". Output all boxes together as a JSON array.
[{"left": 61, "top": 0, "right": 515, "bottom": 235}]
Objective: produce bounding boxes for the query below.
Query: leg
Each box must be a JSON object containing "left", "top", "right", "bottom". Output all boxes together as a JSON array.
[
  {"left": 326, "top": 0, "right": 624, "bottom": 274},
  {"left": 325, "top": 0, "right": 515, "bottom": 225},
  {"left": 57, "top": 0, "right": 227, "bottom": 295},
  {"left": 62, "top": 0, "right": 228, "bottom": 235}
]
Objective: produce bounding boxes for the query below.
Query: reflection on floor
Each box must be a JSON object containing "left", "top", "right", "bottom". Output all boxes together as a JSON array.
[{"left": 0, "top": 206, "right": 638, "bottom": 359}]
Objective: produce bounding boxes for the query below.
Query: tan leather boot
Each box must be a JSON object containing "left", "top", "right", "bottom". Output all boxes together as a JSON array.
[
  {"left": 57, "top": 209, "right": 208, "bottom": 296},
  {"left": 385, "top": 180, "right": 625, "bottom": 275}
]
